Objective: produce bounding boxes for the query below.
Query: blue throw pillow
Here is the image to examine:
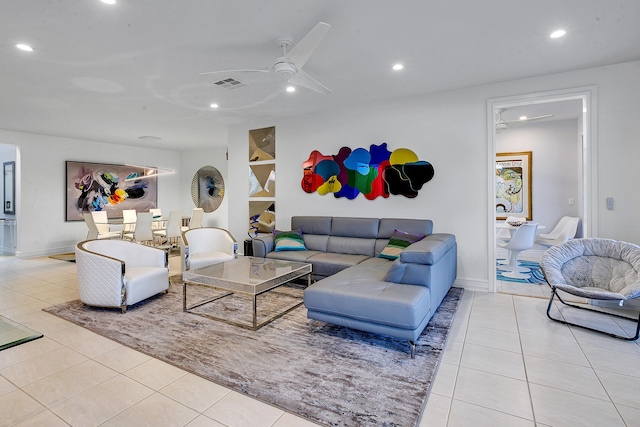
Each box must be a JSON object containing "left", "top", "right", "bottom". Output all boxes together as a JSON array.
[
  {"left": 378, "top": 229, "right": 426, "bottom": 260},
  {"left": 273, "top": 229, "right": 307, "bottom": 252}
]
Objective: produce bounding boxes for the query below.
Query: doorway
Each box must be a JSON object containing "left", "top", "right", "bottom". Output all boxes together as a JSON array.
[{"left": 487, "top": 87, "right": 598, "bottom": 293}]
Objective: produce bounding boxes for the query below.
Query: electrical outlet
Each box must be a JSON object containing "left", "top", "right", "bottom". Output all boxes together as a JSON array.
[
  {"left": 568, "top": 198, "right": 575, "bottom": 206},
  {"left": 606, "top": 197, "right": 614, "bottom": 210}
]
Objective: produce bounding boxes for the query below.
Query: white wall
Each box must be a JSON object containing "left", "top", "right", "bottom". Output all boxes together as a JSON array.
[
  {"left": 227, "top": 60, "right": 640, "bottom": 292},
  {"left": 497, "top": 119, "right": 581, "bottom": 235},
  {"left": 0, "top": 130, "right": 182, "bottom": 257}
]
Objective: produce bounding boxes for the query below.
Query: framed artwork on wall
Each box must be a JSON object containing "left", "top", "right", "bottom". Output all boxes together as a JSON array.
[
  {"left": 65, "top": 161, "right": 158, "bottom": 221},
  {"left": 496, "top": 151, "right": 532, "bottom": 220}
]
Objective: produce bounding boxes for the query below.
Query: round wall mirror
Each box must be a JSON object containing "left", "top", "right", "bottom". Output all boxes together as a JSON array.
[{"left": 191, "top": 166, "right": 224, "bottom": 212}]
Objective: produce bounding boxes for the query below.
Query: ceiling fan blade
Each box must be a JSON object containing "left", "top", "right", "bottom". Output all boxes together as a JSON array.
[
  {"left": 200, "top": 69, "right": 270, "bottom": 77},
  {"left": 288, "top": 22, "right": 331, "bottom": 69},
  {"left": 288, "top": 69, "right": 332, "bottom": 94}
]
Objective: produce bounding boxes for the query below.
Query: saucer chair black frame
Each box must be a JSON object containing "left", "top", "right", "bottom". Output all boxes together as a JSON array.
[{"left": 540, "top": 238, "right": 640, "bottom": 341}]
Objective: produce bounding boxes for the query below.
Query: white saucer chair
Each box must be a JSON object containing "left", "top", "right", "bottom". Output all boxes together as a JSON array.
[
  {"left": 75, "top": 239, "right": 169, "bottom": 313},
  {"left": 536, "top": 216, "right": 580, "bottom": 247},
  {"left": 181, "top": 227, "right": 237, "bottom": 272},
  {"left": 540, "top": 238, "right": 640, "bottom": 340},
  {"left": 497, "top": 223, "right": 538, "bottom": 280},
  {"left": 496, "top": 216, "right": 522, "bottom": 265}
]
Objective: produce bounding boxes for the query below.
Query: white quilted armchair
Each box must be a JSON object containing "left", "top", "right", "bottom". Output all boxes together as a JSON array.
[
  {"left": 181, "top": 227, "right": 237, "bottom": 271},
  {"left": 75, "top": 239, "right": 169, "bottom": 313}
]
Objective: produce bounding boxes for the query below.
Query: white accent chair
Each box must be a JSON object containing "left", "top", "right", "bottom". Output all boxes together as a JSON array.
[
  {"left": 84, "top": 213, "right": 122, "bottom": 240},
  {"left": 181, "top": 227, "right": 237, "bottom": 272},
  {"left": 182, "top": 208, "right": 204, "bottom": 232},
  {"left": 75, "top": 239, "right": 169, "bottom": 313},
  {"left": 536, "top": 216, "right": 579, "bottom": 247},
  {"left": 497, "top": 223, "right": 538, "bottom": 280}
]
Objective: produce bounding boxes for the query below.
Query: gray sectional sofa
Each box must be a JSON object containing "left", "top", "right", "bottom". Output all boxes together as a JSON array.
[{"left": 252, "top": 216, "right": 457, "bottom": 357}]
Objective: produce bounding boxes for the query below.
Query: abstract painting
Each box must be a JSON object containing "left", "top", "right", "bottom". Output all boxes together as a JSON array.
[
  {"left": 65, "top": 161, "right": 158, "bottom": 221},
  {"left": 496, "top": 151, "right": 532, "bottom": 220},
  {"left": 301, "top": 143, "right": 434, "bottom": 200}
]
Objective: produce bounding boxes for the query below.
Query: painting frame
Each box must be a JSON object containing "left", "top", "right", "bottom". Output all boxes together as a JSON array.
[
  {"left": 65, "top": 161, "right": 158, "bottom": 222},
  {"left": 496, "top": 151, "right": 532, "bottom": 220}
]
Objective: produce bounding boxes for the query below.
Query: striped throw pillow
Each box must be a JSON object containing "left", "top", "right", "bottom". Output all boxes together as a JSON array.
[
  {"left": 274, "top": 229, "right": 307, "bottom": 252},
  {"left": 378, "top": 229, "right": 426, "bottom": 260}
]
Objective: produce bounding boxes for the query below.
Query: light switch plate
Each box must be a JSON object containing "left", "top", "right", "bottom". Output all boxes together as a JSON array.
[{"left": 606, "top": 197, "right": 614, "bottom": 210}]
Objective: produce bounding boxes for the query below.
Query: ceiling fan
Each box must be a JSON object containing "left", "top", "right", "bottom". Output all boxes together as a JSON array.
[
  {"left": 201, "top": 22, "right": 332, "bottom": 95},
  {"left": 495, "top": 108, "right": 553, "bottom": 130}
]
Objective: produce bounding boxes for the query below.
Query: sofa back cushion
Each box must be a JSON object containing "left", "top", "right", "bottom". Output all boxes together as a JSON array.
[
  {"left": 292, "top": 216, "right": 331, "bottom": 251},
  {"left": 326, "top": 217, "right": 379, "bottom": 256},
  {"left": 375, "top": 219, "right": 433, "bottom": 255}
]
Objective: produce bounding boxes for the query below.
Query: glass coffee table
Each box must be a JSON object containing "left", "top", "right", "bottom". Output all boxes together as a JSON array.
[{"left": 182, "top": 256, "right": 312, "bottom": 330}]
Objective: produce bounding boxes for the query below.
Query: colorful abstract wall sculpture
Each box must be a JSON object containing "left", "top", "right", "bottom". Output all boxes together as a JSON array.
[{"left": 301, "top": 143, "right": 434, "bottom": 199}]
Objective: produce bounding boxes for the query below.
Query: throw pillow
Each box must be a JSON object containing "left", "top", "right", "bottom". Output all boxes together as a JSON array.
[
  {"left": 378, "top": 229, "right": 426, "bottom": 260},
  {"left": 274, "top": 229, "right": 307, "bottom": 252}
]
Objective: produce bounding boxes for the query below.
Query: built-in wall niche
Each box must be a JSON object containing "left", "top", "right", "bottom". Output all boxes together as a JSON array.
[
  {"left": 3, "top": 161, "right": 15, "bottom": 215},
  {"left": 249, "top": 127, "right": 276, "bottom": 238}
]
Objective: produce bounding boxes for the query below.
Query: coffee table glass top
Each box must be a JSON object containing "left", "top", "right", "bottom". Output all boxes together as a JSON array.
[{"left": 183, "top": 256, "right": 312, "bottom": 295}]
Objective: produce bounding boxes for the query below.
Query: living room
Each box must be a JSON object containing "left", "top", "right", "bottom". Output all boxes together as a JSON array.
[{"left": 1, "top": 1, "right": 640, "bottom": 426}]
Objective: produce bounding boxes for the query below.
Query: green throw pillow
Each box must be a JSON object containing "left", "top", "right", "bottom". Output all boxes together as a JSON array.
[
  {"left": 274, "top": 229, "right": 307, "bottom": 252},
  {"left": 378, "top": 229, "right": 426, "bottom": 260}
]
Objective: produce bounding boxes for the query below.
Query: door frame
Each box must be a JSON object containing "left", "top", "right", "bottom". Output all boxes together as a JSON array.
[{"left": 486, "top": 86, "right": 598, "bottom": 292}]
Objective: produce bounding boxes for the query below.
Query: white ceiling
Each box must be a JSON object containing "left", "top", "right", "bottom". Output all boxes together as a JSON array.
[{"left": 1, "top": 1, "right": 639, "bottom": 151}]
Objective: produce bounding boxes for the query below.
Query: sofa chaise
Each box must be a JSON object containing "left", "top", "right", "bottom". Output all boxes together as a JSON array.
[{"left": 252, "top": 216, "right": 457, "bottom": 357}]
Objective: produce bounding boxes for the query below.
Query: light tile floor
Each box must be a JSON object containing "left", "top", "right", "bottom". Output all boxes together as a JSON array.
[{"left": 1, "top": 254, "right": 639, "bottom": 426}]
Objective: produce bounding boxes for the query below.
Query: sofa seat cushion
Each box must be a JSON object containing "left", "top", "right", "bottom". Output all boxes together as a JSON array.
[
  {"left": 306, "top": 252, "right": 371, "bottom": 277},
  {"left": 305, "top": 278, "right": 431, "bottom": 330},
  {"left": 265, "top": 250, "right": 324, "bottom": 263},
  {"left": 124, "top": 266, "right": 168, "bottom": 305},
  {"left": 190, "top": 252, "right": 235, "bottom": 270}
]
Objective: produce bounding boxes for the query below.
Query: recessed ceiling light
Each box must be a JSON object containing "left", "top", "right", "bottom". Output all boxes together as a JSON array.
[
  {"left": 392, "top": 64, "right": 404, "bottom": 71},
  {"left": 101, "top": 0, "right": 117, "bottom": 4},
  {"left": 210, "top": 103, "right": 219, "bottom": 109},
  {"left": 15, "top": 43, "right": 34, "bottom": 52},
  {"left": 550, "top": 29, "right": 566, "bottom": 39},
  {"left": 519, "top": 116, "right": 527, "bottom": 121},
  {"left": 286, "top": 86, "right": 296, "bottom": 93}
]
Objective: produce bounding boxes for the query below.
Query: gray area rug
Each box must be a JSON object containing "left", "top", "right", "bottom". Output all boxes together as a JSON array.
[{"left": 44, "top": 277, "right": 463, "bottom": 427}]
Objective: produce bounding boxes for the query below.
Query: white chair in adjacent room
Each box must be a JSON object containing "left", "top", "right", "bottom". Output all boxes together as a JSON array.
[
  {"left": 497, "top": 223, "right": 538, "bottom": 280},
  {"left": 536, "top": 216, "right": 579, "bottom": 247},
  {"left": 75, "top": 239, "right": 169, "bottom": 313},
  {"left": 153, "top": 210, "right": 182, "bottom": 247},
  {"left": 83, "top": 213, "right": 122, "bottom": 240},
  {"left": 181, "top": 227, "right": 237, "bottom": 272},
  {"left": 182, "top": 208, "right": 204, "bottom": 232}
]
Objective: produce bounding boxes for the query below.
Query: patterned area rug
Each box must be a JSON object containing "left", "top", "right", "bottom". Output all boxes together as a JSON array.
[
  {"left": 44, "top": 276, "right": 463, "bottom": 427},
  {"left": 497, "top": 259, "right": 546, "bottom": 284}
]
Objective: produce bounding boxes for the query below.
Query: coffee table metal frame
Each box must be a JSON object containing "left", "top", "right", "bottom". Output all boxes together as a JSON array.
[{"left": 182, "top": 256, "right": 312, "bottom": 330}]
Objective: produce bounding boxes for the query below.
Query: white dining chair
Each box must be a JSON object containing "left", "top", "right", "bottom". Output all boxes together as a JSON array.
[
  {"left": 149, "top": 208, "right": 164, "bottom": 231},
  {"left": 122, "top": 209, "right": 137, "bottom": 240},
  {"left": 84, "top": 213, "right": 122, "bottom": 240},
  {"left": 536, "top": 216, "right": 579, "bottom": 247},
  {"left": 497, "top": 223, "right": 538, "bottom": 280},
  {"left": 132, "top": 212, "right": 155, "bottom": 245},
  {"left": 153, "top": 210, "right": 182, "bottom": 247},
  {"left": 182, "top": 208, "right": 204, "bottom": 232}
]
